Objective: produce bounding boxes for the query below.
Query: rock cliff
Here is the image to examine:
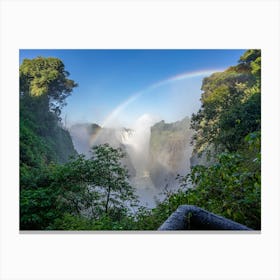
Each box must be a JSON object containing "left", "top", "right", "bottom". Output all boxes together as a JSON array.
[
  {"left": 69, "top": 123, "right": 136, "bottom": 177},
  {"left": 149, "top": 117, "right": 193, "bottom": 189}
]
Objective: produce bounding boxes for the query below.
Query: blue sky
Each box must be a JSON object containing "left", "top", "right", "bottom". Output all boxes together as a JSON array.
[{"left": 19, "top": 49, "right": 246, "bottom": 128}]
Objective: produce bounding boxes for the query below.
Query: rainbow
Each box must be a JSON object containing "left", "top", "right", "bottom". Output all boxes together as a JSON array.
[
  {"left": 100, "top": 68, "right": 223, "bottom": 128},
  {"left": 90, "top": 68, "right": 223, "bottom": 146}
]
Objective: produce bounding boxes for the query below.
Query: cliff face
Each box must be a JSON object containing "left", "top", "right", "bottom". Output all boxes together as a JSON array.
[
  {"left": 50, "top": 125, "right": 78, "bottom": 163},
  {"left": 70, "top": 117, "right": 194, "bottom": 191},
  {"left": 190, "top": 142, "right": 218, "bottom": 168},
  {"left": 20, "top": 100, "right": 77, "bottom": 167},
  {"left": 69, "top": 123, "right": 101, "bottom": 157},
  {"left": 149, "top": 117, "right": 193, "bottom": 189},
  {"left": 69, "top": 124, "right": 136, "bottom": 178}
]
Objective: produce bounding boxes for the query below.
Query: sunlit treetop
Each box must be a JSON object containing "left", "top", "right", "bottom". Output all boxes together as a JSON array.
[{"left": 20, "top": 56, "right": 78, "bottom": 115}]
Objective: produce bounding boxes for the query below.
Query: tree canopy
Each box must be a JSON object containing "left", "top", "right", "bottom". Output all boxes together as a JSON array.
[
  {"left": 20, "top": 51, "right": 261, "bottom": 230},
  {"left": 134, "top": 49, "right": 261, "bottom": 230},
  {"left": 191, "top": 49, "right": 261, "bottom": 154},
  {"left": 20, "top": 56, "right": 77, "bottom": 115}
]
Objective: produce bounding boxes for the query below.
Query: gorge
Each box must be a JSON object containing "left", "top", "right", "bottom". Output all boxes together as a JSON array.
[
  {"left": 19, "top": 50, "right": 261, "bottom": 230},
  {"left": 69, "top": 115, "right": 193, "bottom": 207}
]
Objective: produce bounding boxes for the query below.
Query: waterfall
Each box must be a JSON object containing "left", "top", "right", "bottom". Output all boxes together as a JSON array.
[
  {"left": 117, "top": 115, "right": 160, "bottom": 207},
  {"left": 69, "top": 114, "right": 193, "bottom": 208}
]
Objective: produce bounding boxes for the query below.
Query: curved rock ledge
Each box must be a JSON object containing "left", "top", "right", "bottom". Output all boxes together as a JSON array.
[{"left": 158, "top": 205, "right": 252, "bottom": 230}]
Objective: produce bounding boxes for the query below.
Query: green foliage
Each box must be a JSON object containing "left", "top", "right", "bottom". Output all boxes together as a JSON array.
[
  {"left": 132, "top": 189, "right": 190, "bottom": 230},
  {"left": 20, "top": 57, "right": 77, "bottom": 165},
  {"left": 20, "top": 163, "right": 62, "bottom": 230},
  {"left": 20, "top": 51, "right": 261, "bottom": 231},
  {"left": 191, "top": 49, "right": 261, "bottom": 154},
  {"left": 217, "top": 92, "right": 261, "bottom": 151},
  {"left": 20, "top": 57, "right": 77, "bottom": 114},
  {"left": 49, "top": 214, "right": 94, "bottom": 230},
  {"left": 136, "top": 50, "right": 261, "bottom": 230},
  {"left": 51, "top": 213, "right": 136, "bottom": 231},
  {"left": 184, "top": 134, "right": 261, "bottom": 229},
  {"left": 45, "top": 144, "right": 139, "bottom": 229},
  {"left": 20, "top": 56, "right": 78, "bottom": 229},
  {"left": 238, "top": 49, "right": 261, "bottom": 78},
  {"left": 20, "top": 143, "right": 140, "bottom": 230},
  {"left": 133, "top": 50, "right": 261, "bottom": 231},
  {"left": 135, "top": 131, "right": 261, "bottom": 230},
  {"left": 20, "top": 56, "right": 140, "bottom": 230},
  {"left": 20, "top": 186, "right": 60, "bottom": 230},
  {"left": 90, "top": 144, "right": 139, "bottom": 214}
]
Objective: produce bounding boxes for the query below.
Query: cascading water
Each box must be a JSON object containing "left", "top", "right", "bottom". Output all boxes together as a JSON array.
[
  {"left": 118, "top": 114, "right": 160, "bottom": 207},
  {"left": 69, "top": 114, "right": 193, "bottom": 208}
]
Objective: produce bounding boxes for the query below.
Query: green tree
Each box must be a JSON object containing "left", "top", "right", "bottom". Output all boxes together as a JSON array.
[
  {"left": 90, "top": 144, "right": 138, "bottom": 217},
  {"left": 20, "top": 56, "right": 77, "bottom": 115},
  {"left": 179, "top": 50, "right": 261, "bottom": 229},
  {"left": 181, "top": 131, "right": 261, "bottom": 229},
  {"left": 191, "top": 49, "right": 261, "bottom": 154},
  {"left": 51, "top": 144, "right": 139, "bottom": 227},
  {"left": 134, "top": 50, "right": 261, "bottom": 231},
  {"left": 20, "top": 57, "right": 78, "bottom": 229},
  {"left": 19, "top": 57, "right": 77, "bottom": 168},
  {"left": 20, "top": 164, "right": 62, "bottom": 230}
]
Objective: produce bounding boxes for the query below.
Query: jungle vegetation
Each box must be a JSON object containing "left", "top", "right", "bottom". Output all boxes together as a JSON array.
[{"left": 20, "top": 50, "right": 261, "bottom": 230}]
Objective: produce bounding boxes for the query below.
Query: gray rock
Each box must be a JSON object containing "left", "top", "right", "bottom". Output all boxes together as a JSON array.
[{"left": 158, "top": 205, "right": 252, "bottom": 230}]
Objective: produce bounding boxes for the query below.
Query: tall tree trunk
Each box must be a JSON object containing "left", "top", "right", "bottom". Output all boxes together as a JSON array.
[{"left": 105, "top": 185, "right": 111, "bottom": 214}]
